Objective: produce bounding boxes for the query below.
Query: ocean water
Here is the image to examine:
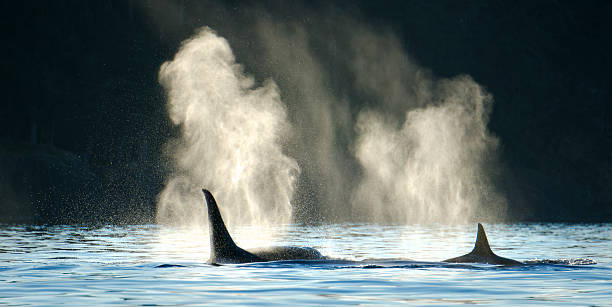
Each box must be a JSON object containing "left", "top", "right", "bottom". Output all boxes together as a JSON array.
[{"left": 0, "top": 223, "right": 610, "bottom": 306}]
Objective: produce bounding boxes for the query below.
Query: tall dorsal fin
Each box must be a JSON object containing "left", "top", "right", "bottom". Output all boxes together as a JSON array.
[
  {"left": 471, "top": 223, "right": 493, "bottom": 256},
  {"left": 202, "top": 189, "right": 238, "bottom": 253},
  {"left": 202, "top": 189, "right": 261, "bottom": 264}
]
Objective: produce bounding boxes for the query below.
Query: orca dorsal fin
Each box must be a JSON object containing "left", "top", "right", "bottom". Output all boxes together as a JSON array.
[
  {"left": 444, "top": 223, "right": 522, "bottom": 265},
  {"left": 202, "top": 189, "right": 261, "bottom": 264},
  {"left": 471, "top": 223, "right": 493, "bottom": 256}
]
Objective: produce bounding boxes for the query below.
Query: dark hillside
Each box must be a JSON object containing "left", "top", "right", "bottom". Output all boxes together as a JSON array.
[{"left": 0, "top": 1, "right": 610, "bottom": 223}]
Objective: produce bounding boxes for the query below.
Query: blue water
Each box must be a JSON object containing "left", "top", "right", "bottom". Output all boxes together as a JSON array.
[{"left": 1, "top": 223, "right": 610, "bottom": 305}]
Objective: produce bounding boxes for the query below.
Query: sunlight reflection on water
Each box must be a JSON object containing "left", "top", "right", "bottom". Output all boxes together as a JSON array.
[{"left": 0, "top": 223, "right": 610, "bottom": 305}]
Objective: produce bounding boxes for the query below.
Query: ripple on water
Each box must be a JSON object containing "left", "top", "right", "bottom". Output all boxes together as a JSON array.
[{"left": 0, "top": 223, "right": 610, "bottom": 306}]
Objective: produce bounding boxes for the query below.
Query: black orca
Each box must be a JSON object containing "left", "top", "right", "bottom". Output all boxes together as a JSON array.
[
  {"left": 443, "top": 223, "right": 522, "bottom": 265},
  {"left": 202, "top": 189, "right": 325, "bottom": 264},
  {"left": 203, "top": 189, "right": 521, "bottom": 265}
]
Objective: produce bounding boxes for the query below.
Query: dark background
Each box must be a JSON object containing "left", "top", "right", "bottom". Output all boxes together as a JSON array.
[{"left": 1, "top": 0, "right": 610, "bottom": 224}]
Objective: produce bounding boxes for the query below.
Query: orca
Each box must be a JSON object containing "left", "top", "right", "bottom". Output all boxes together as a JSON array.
[
  {"left": 443, "top": 223, "right": 522, "bottom": 265},
  {"left": 202, "top": 189, "right": 325, "bottom": 264},
  {"left": 203, "top": 188, "right": 521, "bottom": 265}
]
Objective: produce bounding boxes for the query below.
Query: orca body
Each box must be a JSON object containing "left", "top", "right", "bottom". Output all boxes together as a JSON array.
[
  {"left": 203, "top": 189, "right": 324, "bottom": 264},
  {"left": 203, "top": 189, "right": 521, "bottom": 265},
  {"left": 443, "top": 223, "right": 522, "bottom": 265}
]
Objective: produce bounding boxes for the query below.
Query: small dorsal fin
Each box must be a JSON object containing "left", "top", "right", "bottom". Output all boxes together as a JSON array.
[
  {"left": 444, "top": 223, "right": 522, "bottom": 265},
  {"left": 202, "top": 189, "right": 261, "bottom": 264},
  {"left": 471, "top": 223, "right": 493, "bottom": 256}
]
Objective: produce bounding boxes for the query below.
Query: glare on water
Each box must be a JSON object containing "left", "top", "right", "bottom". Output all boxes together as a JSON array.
[{"left": 0, "top": 223, "right": 609, "bottom": 306}]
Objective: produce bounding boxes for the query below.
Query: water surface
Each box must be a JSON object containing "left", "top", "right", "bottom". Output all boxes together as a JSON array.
[{"left": 1, "top": 223, "right": 610, "bottom": 305}]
